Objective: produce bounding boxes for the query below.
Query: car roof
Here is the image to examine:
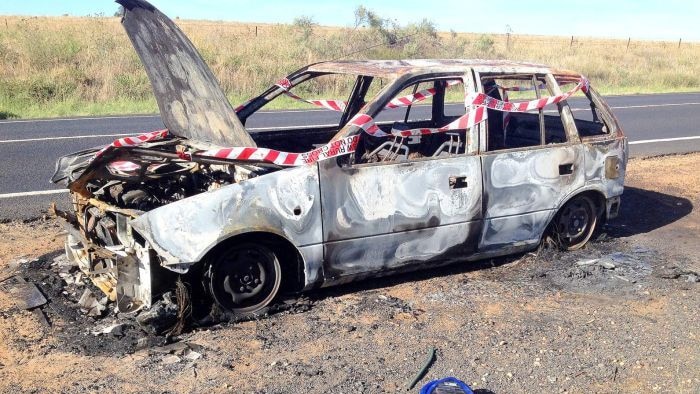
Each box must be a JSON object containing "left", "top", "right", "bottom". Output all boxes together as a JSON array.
[{"left": 307, "top": 59, "right": 582, "bottom": 79}]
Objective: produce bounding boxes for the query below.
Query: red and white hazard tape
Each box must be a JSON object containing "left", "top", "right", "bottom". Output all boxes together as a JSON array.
[
  {"left": 275, "top": 78, "right": 348, "bottom": 112},
  {"left": 96, "top": 129, "right": 169, "bottom": 157},
  {"left": 348, "top": 106, "right": 486, "bottom": 138},
  {"left": 385, "top": 80, "right": 462, "bottom": 109},
  {"left": 270, "top": 78, "right": 463, "bottom": 113},
  {"left": 102, "top": 77, "right": 588, "bottom": 169},
  {"left": 471, "top": 77, "right": 589, "bottom": 113},
  {"left": 102, "top": 132, "right": 359, "bottom": 169},
  {"left": 192, "top": 135, "right": 359, "bottom": 166},
  {"left": 347, "top": 77, "right": 589, "bottom": 138}
]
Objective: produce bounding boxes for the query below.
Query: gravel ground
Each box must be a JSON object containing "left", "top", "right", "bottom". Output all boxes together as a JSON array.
[{"left": 0, "top": 153, "right": 698, "bottom": 393}]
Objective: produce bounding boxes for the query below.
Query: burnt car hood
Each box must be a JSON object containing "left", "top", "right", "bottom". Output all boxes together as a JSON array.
[{"left": 117, "top": 0, "right": 255, "bottom": 148}]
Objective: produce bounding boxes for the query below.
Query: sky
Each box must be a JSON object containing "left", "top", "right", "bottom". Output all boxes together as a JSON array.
[{"left": 0, "top": 0, "right": 697, "bottom": 41}]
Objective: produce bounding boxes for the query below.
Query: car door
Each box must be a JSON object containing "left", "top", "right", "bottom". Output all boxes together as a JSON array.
[
  {"left": 318, "top": 76, "right": 483, "bottom": 282},
  {"left": 475, "top": 72, "right": 586, "bottom": 252}
]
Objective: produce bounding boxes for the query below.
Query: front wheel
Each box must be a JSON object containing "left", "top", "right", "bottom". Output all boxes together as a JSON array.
[
  {"left": 203, "top": 243, "right": 282, "bottom": 316},
  {"left": 552, "top": 195, "right": 598, "bottom": 250}
]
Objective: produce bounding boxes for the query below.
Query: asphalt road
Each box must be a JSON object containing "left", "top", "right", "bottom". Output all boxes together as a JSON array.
[{"left": 1, "top": 92, "right": 699, "bottom": 220}]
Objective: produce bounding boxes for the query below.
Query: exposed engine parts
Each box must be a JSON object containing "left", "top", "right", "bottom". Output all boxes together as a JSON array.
[{"left": 86, "top": 160, "right": 258, "bottom": 211}]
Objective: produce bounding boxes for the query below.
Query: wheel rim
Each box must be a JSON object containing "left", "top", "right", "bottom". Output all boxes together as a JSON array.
[
  {"left": 208, "top": 244, "right": 281, "bottom": 315},
  {"left": 555, "top": 196, "right": 596, "bottom": 249}
]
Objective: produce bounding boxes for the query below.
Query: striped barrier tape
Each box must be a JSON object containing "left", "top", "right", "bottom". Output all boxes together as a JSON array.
[
  {"left": 192, "top": 135, "right": 360, "bottom": 166},
  {"left": 96, "top": 129, "right": 169, "bottom": 157},
  {"left": 385, "top": 79, "right": 462, "bottom": 109},
  {"left": 102, "top": 132, "right": 359, "bottom": 169},
  {"left": 346, "top": 77, "right": 588, "bottom": 138},
  {"left": 269, "top": 78, "right": 463, "bottom": 113},
  {"left": 347, "top": 106, "right": 486, "bottom": 138},
  {"left": 470, "top": 77, "right": 588, "bottom": 113},
  {"left": 102, "top": 77, "right": 587, "bottom": 169},
  {"left": 275, "top": 78, "right": 348, "bottom": 112}
]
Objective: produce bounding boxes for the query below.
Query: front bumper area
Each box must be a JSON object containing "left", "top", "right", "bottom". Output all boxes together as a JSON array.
[{"left": 58, "top": 201, "right": 156, "bottom": 313}]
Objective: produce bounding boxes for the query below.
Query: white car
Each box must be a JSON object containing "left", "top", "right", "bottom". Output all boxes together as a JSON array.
[{"left": 52, "top": 0, "right": 627, "bottom": 316}]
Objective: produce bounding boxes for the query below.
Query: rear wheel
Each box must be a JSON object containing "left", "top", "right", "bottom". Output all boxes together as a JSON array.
[
  {"left": 552, "top": 195, "right": 598, "bottom": 250},
  {"left": 204, "top": 243, "right": 281, "bottom": 316}
]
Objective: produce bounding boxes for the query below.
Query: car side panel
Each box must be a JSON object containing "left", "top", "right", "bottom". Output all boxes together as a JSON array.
[
  {"left": 318, "top": 156, "right": 483, "bottom": 280},
  {"left": 479, "top": 145, "right": 586, "bottom": 250},
  {"left": 582, "top": 137, "right": 627, "bottom": 197}
]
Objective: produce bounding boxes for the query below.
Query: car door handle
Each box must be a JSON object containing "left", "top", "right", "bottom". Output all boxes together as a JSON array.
[
  {"left": 559, "top": 163, "right": 574, "bottom": 175},
  {"left": 449, "top": 176, "right": 468, "bottom": 189}
]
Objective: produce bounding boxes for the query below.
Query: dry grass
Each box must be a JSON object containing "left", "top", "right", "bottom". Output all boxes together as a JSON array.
[{"left": 0, "top": 15, "right": 698, "bottom": 119}]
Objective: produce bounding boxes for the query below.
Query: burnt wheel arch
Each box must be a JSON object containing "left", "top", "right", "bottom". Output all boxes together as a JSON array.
[
  {"left": 547, "top": 191, "right": 605, "bottom": 250},
  {"left": 204, "top": 242, "right": 282, "bottom": 315},
  {"left": 200, "top": 232, "right": 306, "bottom": 295}
]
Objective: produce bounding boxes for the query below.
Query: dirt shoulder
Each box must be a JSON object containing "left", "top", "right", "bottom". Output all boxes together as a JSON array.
[{"left": 0, "top": 154, "right": 698, "bottom": 393}]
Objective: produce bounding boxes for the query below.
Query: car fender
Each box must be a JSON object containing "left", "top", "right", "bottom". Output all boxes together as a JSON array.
[
  {"left": 541, "top": 184, "right": 611, "bottom": 235},
  {"left": 130, "top": 164, "right": 323, "bottom": 268}
]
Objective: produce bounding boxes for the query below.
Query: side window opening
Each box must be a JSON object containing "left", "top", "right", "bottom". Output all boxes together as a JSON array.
[
  {"left": 561, "top": 81, "right": 611, "bottom": 137},
  {"left": 242, "top": 73, "right": 375, "bottom": 153},
  {"left": 247, "top": 73, "right": 362, "bottom": 130},
  {"left": 482, "top": 74, "right": 569, "bottom": 152},
  {"left": 355, "top": 77, "right": 468, "bottom": 165}
]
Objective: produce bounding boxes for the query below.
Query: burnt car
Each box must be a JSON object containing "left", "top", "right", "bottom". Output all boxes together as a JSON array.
[{"left": 51, "top": 0, "right": 627, "bottom": 316}]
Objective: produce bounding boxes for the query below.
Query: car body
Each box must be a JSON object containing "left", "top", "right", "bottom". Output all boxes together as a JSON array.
[{"left": 52, "top": 0, "right": 627, "bottom": 315}]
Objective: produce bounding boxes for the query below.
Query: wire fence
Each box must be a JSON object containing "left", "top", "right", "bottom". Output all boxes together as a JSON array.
[{"left": 4, "top": 16, "right": 695, "bottom": 51}]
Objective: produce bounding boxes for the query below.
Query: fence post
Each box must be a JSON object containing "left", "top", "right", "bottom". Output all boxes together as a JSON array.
[
  {"left": 678, "top": 38, "right": 682, "bottom": 48},
  {"left": 626, "top": 37, "right": 630, "bottom": 50},
  {"left": 570, "top": 35, "right": 574, "bottom": 48},
  {"left": 506, "top": 33, "right": 510, "bottom": 51},
  {"left": 255, "top": 25, "right": 258, "bottom": 37}
]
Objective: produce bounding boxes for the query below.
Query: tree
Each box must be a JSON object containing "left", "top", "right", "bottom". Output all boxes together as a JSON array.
[{"left": 293, "top": 16, "right": 317, "bottom": 41}]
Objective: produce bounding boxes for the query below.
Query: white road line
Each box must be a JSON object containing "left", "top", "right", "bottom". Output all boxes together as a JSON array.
[
  {"left": 0, "top": 190, "right": 69, "bottom": 199},
  {"left": 0, "top": 115, "right": 160, "bottom": 124},
  {"left": 0, "top": 125, "right": 339, "bottom": 143},
  {"left": 610, "top": 102, "right": 700, "bottom": 109},
  {"left": 2, "top": 135, "right": 699, "bottom": 199},
  {"left": 247, "top": 123, "right": 337, "bottom": 131},
  {"left": 1, "top": 100, "right": 699, "bottom": 125},
  {"left": 0, "top": 133, "right": 134, "bottom": 143},
  {"left": 629, "top": 136, "right": 700, "bottom": 145},
  {"left": 0, "top": 108, "right": 329, "bottom": 124}
]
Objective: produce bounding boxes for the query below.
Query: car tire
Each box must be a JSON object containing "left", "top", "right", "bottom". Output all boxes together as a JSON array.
[
  {"left": 552, "top": 195, "right": 598, "bottom": 251},
  {"left": 203, "top": 243, "right": 282, "bottom": 316}
]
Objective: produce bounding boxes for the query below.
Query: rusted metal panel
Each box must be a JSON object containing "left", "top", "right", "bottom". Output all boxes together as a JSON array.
[
  {"left": 130, "top": 165, "right": 322, "bottom": 266},
  {"left": 118, "top": 0, "right": 255, "bottom": 148},
  {"left": 308, "top": 59, "right": 563, "bottom": 78}
]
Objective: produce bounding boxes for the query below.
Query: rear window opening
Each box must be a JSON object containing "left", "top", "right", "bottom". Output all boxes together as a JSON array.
[
  {"left": 563, "top": 83, "right": 612, "bottom": 138},
  {"left": 480, "top": 74, "right": 568, "bottom": 152}
]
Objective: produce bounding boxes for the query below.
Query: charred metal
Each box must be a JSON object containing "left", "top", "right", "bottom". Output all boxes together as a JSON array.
[{"left": 51, "top": 0, "right": 628, "bottom": 316}]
